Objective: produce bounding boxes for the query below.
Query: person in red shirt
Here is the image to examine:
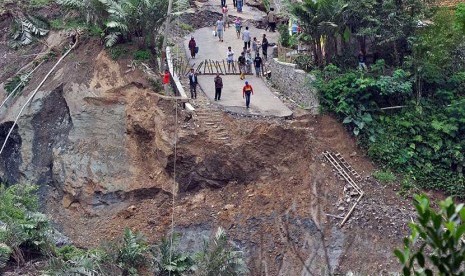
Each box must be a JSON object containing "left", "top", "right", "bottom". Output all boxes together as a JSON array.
[
  {"left": 160, "top": 69, "right": 170, "bottom": 95},
  {"left": 242, "top": 81, "right": 253, "bottom": 108}
]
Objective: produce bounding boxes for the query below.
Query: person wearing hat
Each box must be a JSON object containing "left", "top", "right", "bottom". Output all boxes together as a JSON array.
[
  {"left": 187, "top": 68, "right": 198, "bottom": 99},
  {"left": 242, "top": 81, "right": 254, "bottom": 108}
]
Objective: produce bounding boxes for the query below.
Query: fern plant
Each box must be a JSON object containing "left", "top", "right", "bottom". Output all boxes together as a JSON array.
[
  {"left": 0, "top": 243, "right": 11, "bottom": 270},
  {"left": 194, "top": 227, "right": 247, "bottom": 276},
  {"left": 153, "top": 233, "right": 194, "bottom": 276},
  {"left": 116, "top": 228, "right": 150, "bottom": 275},
  {"left": 4, "top": 71, "right": 31, "bottom": 96},
  {"left": 9, "top": 16, "right": 49, "bottom": 48}
]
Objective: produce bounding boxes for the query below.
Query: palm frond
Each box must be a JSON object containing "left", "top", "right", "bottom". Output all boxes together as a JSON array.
[
  {"left": 55, "top": 0, "right": 85, "bottom": 8},
  {"left": 105, "top": 32, "right": 120, "bottom": 47}
]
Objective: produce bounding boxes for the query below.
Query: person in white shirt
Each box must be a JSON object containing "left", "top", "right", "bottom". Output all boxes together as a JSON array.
[
  {"left": 226, "top": 46, "right": 235, "bottom": 72},
  {"left": 242, "top": 26, "right": 251, "bottom": 49}
]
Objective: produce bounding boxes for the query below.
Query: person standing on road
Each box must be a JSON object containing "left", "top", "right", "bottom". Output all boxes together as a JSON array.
[
  {"left": 226, "top": 46, "right": 234, "bottom": 72},
  {"left": 238, "top": 52, "right": 246, "bottom": 80},
  {"left": 232, "top": 0, "right": 237, "bottom": 8},
  {"left": 160, "top": 69, "right": 171, "bottom": 95},
  {"left": 267, "top": 8, "right": 277, "bottom": 32},
  {"left": 234, "top": 17, "right": 242, "bottom": 39},
  {"left": 242, "top": 81, "right": 253, "bottom": 108},
  {"left": 254, "top": 53, "right": 263, "bottom": 77},
  {"left": 237, "top": 0, "right": 243, "bottom": 12},
  {"left": 214, "top": 73, "right": 223, "bottom": 101},
  {"left": 252, "top": 37, "right": 259, "bottom": 57},
  {"left": 188, "top": 37, "right": 196, "bottom": 58},
  {"left": 246, "top": 49, "right": 253, "bottom": 74},
  {"left": 222, "top": 5, "right": 230, "bottom": 28},
  {"left": 216, "top": 18, "right": 224, "bottom": 42},
  {"left": 187, "top": 68, "right": 198, "bottom": 99},
  {"left": 242, "top": 26, "right": 251, "bottom": 49},
  {"left": 262, "top": 34, "right": 269, "bottom": 60},
  {"left": 220, "top": 0, "right": 226, "bottom": 8}
]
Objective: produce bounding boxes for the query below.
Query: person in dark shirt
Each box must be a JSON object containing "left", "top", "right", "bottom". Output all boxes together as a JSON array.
[
  {"left": 214, "top": 73, "right": 223, "bottom": 101},
  {"left": 253, "top": 53, "right": 263, "bottom": 77}
]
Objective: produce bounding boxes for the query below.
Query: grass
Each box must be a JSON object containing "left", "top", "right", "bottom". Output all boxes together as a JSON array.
[
  {"left": 133, "top": 49, "right": 151, "bottom": 61},
  {"left": 109, "top": 45, "right": 130, "bottom": 60},
  {"left": 49, "top": 18, "right": 86, "bottom": 30},
  {"left": 372, "top": 170, "right": 396, "bottom": 184},
  {"left": 179, "top": 22, "right": 194, "bottom": 32},
  {"left": 29, "top": 0, "right": 51, "bottom": 7}
]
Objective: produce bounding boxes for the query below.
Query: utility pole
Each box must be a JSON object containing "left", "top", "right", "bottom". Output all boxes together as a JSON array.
[{"left": 161, "top": 0, "right": 174, "bottom": 70}]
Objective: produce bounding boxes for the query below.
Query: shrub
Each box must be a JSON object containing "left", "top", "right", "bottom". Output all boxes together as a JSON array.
[
  {"left": 133, "top": 49, "right": 151, "bottom": 61},
  {"left": 0, "top": 184, "right": 52, "bottom": 265},
  {"left": 179, "top": 22, "right": 194, "bottom": 32},
  {"left": 395, "top": 195, "right": 465, "bottom": 275},
  {"left": 115, "top": 228, "right": 150, "bottom": 275},
  {"left": 153, "top": 234, "right": 194, "bottom": 275}
]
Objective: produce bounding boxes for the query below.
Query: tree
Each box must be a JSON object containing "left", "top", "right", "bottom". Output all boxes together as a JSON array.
[
  {"left": 55, "top": 0, "right": 108, "bottom": 25},
  {"left": 395, "top": 194, "right": 465, "bottom": 275},
  {"left": 56, "top": 0, "right": 169, "bottom": 48}
]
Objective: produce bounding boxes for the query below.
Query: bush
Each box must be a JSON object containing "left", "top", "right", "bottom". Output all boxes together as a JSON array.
[
  {"left": 395, "top": 195, "right": 465, "bottom": 275},
  {"left": 133, "top": 49, "right": 151, "bottom": 61},
  {"left": 179, "top": 22, "right": 194, "bottom": 32},
  {"left": 0, "top": 184, "right": 52, "bottom": 266}
]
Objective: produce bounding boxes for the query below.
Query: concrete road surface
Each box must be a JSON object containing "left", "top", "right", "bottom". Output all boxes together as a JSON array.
[{"left": 184, "top": 22, "right": 292, "bottom": 117}]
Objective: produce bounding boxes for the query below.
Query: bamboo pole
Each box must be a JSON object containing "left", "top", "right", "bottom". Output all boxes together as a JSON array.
[{"left": 340, "top": 192, "right": 364, "bottom": 227}]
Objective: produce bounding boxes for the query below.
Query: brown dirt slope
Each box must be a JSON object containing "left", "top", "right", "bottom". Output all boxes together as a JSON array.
[{"left": 0, "top": 33, "right": 422, "bottom": 275}]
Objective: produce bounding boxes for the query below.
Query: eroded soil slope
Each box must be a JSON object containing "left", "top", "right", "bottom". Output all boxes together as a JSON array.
[{"left": 0, "top": 34, "right": 418, "bottom": 275}]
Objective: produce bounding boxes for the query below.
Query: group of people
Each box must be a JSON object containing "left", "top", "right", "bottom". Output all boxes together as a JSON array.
[
  {"left": 212, "top": 74, "right": 254, "bottom": 108},
  {"left": 187, "top": 70, "right": 254, "bottom": 109}
]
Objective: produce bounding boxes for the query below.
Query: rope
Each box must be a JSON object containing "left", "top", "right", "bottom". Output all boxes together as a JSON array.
[
  {"left": 0, "top": 60, "right": 45, "bottom": 111},
  {"left": 168, "top": 97, "right": 179, "bottom": 276},
  {"left": 0, "top": 38, "right": 78, "bottom": 156}
]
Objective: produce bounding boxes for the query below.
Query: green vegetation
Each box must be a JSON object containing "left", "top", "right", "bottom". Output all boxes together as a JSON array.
[
  {"left": 0, "top": 184, "right": 51, "bottom": 266},
  {"left": 133, "top": 49, "right": 151, "bottom": 61},
  {"left": 0, "top": 184, "right": 246, "bottom": 274},
  {"left": 29, "top": 0, "right": 51, "bottom": 7},
  {"left": 49, "top": 18, "right": 86, "bottom": 30},
  {"left": 179, "top": 22, "right": 194, "bottom": 32},
  {"left": 194, "top": 227, "right": 247, "bottom": 275},
  {"left": 3, "top": 73, "right": 30, "bottom": 96},
  {"left": 9, "top": 15, "right": 49, "bottom": 48},
  {"left": 109, "top": 44, "right": 130, "bottom": 60},
  {"left": 395, "top": 195, "right": 465, "bottom": 275},
  {"left": 292, "top": 1, "right": 465, "bottom": 196},
  {"left": 372, "top": 170, "right": 396, "bottom": 184},
  {"left": 57, "top": 0, "right": 169, "bottom": 48}
]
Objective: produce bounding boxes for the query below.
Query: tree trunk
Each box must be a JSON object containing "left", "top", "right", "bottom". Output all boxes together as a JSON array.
[{"left": 316, "top": 37, "right": 324, "bottom": 67}]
